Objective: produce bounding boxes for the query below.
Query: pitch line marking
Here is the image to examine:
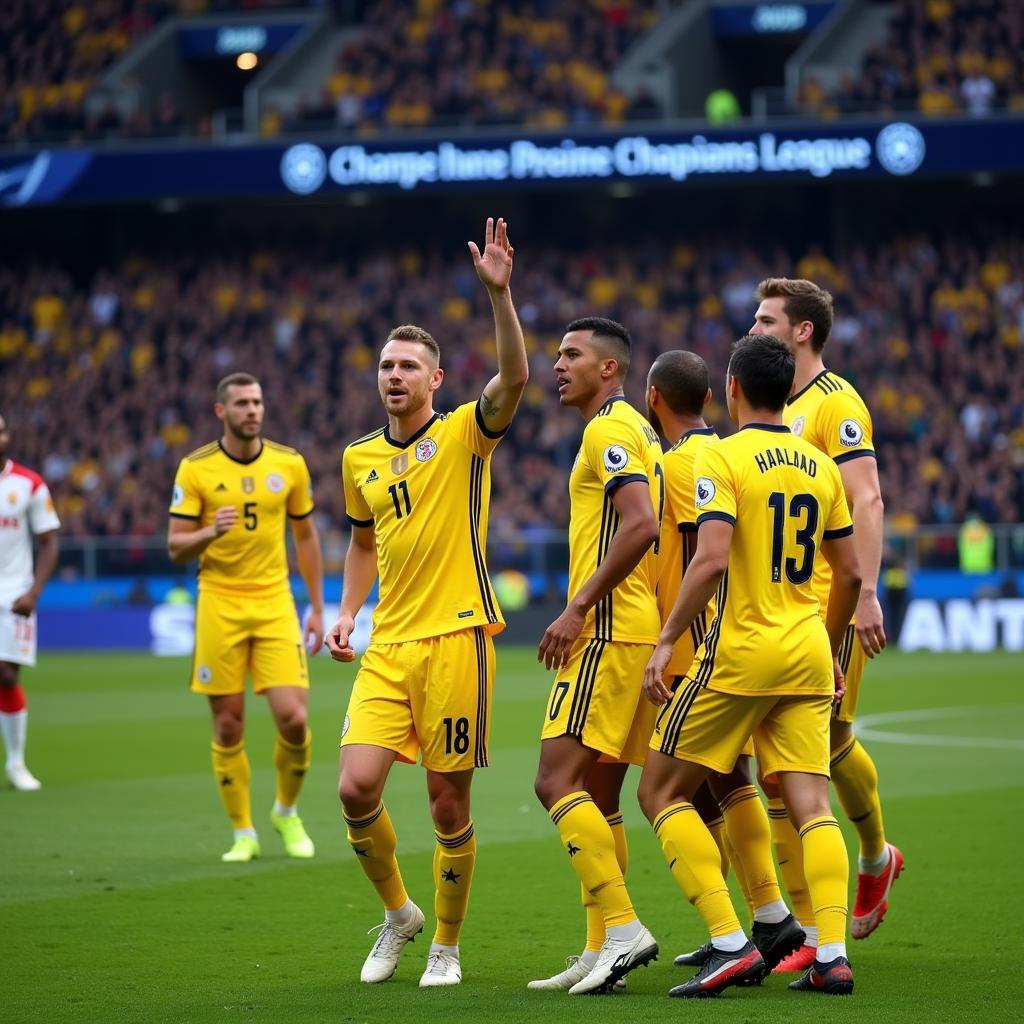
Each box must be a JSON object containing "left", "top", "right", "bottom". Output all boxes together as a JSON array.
[{"left": 856, "top": 705, "right": 1024, "bottom": 750}]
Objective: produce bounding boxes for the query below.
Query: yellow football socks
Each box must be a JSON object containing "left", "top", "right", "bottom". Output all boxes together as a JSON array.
[
  {"left": 211, "top": 740, "right": 253, "bottom": 830},
  {"left": 831, "top": 737, "right": 887, "bottom": 861},
  {"left": 706, "top": 812, "right": 730, "bottom": 880},
  {"left": 721, "top": 786, "right": 782, "bottom": 911},
  {"left": 345, "top": 802, "right": 409, "bottom": 911},
  {"left": 584, "top": 811, "right": 629, "bottom": 952},
  {"left": 653, "top": 802, "right": 742, "bottom": 938},
  {"left": 433, "top": 822, "right": 477, "bottom": 946},
  {"left": 550, "top": 792, "right": 636, "bottom": 929},
  {"left": 273, "top": 729, "right": 311, "bottom": 809},
  {"left": 799, "top": 815, "right": 850, "bottom": 946},
  {"left": 768, "top": 797, "right": 814, "bottom": 927}
]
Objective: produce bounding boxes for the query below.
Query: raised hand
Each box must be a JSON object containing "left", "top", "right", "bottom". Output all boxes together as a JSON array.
[{"left": 468, "top": 216, "right": 513, "bottom": 293}]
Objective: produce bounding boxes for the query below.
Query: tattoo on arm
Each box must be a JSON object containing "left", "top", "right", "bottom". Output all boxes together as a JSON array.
[{"left": 481, "top": 393, "right": 500, "bottom": 418}]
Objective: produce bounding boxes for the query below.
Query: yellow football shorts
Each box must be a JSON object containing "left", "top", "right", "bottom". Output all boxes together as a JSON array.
[
  {"left": 341, "top": 626, "right": 494, "bottom": 772},
  {"left": 651, "top": 681, "right": 832, "bottom": 781},
  {"left": 834, "top": 623, "right": 866, "bottom": 724},
  {"left": 540, "top": 638, "right": 654, "bottom": 764},
  {"left": 191, "top": 589, "right": 308, "bottom": 695}
]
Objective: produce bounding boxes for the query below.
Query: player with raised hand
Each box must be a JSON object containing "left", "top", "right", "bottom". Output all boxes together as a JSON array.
[
  {"left": 168, "top": 374, "right": 324, "bottom": 863},
  {"left": 328, "top": 217, "right": 527, "bottom": 989}
]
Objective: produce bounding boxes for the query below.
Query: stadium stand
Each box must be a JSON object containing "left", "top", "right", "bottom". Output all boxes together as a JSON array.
[{"left": 1, "top": 232, "right": 1021, "bottom": 548}]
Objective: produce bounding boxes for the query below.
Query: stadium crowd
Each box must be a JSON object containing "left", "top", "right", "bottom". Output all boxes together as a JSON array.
[
  {"left": 800, "top": 0, "right": 1024, "bottom": 119},
  {"left": 2, "top": 231, "right": 1021, "bottom": 551}
]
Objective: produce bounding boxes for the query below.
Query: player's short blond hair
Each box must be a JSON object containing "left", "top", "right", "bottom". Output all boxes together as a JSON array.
[
  {"left": 755, "top": 278, "right": 834, "bottom": 353},
  {"left": 386, "top": 325, "right": 441, "bottom": 365}
]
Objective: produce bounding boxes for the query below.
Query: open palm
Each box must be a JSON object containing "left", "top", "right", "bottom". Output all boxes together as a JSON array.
[{"left": 468, "top": 216, "right": 513, "bottom": 291}]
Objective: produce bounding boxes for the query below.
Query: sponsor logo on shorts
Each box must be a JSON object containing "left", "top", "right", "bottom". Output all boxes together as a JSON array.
[
  {"left": 266, "top": 473, "right": 285, "bottom": 493},
  {"left": 197, "top": 665, "right": 212, "bottom": 684},
  {"left": 839, "top": 419, "right": 865, "bottom": 447},
  {"left": 603, "top": 444, "right": 629, "bottom": 474},
  {"left": 695, "top": 476, "right": 716, "bottom": 508},
  {"left": 415, "top": 438, "right": 437, "bottom": 462},
  {"left": 457, "top": 609, "right": 474, "bottom": 618}
]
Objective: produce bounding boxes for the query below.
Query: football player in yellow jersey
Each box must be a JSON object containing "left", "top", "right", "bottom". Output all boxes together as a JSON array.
[
  {"left": 167, "top": 372, "right": 325, "bottom": 864},
  {"left": 647, "top": 352, "right": 801, "bottom": 975},
  {"left": 751, "top": 278, "right": 902, "bottom": 954},
  {"left": 637, "top": 334, "right": 862, "bottom": 998},
  {"left": 325, "top": 218, "right": 528, "bottom": 989},
  {"left": 529, "top": 317, "right": 661, "bottom": 996}
]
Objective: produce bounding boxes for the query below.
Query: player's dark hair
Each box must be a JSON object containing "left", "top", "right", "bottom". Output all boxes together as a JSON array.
[
  {"left": 216, "top": 372, "right": 260, "bottom": 404},
  {"left": 648, "top": 350, "right": 709, "bottom": 416},
  {"left": 756, "top": 277, "right": 834, "bottom": 353},
  {"left": 386, "top": 324, "right": 441, "bottom": 364},
  {"left": 728, "top": 334, "right": 795, "bottom": 412},
  {"left": 566, "top": 316, "right": 631, "bottom": 378}
]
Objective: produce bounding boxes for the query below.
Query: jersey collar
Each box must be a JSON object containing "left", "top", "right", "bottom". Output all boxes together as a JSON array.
[
  {"left": 598, "top": 395, "right": 628, "bottom": 414},
  {"left": 217, "top": 440, "right": 264, "bottom": 465},
  {"left": 787, "top": 369, "right": 830, "bottom": 405},
  {"left": 681, "top": 426, "right": 716, "bottom": 440},
  {"left": 740, "top": 423, "right": 791, "bottom": 433},
  {"left": 384, "top": 413, "right": 439, "bottom": 450}
]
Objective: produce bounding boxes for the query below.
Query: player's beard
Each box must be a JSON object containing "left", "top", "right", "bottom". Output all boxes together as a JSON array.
[
  {"left": 647, "top": 405, "right": 663, "bottom": 439},
  {"left": 226, "top": 417, "right": 261, "bottom": 441}
]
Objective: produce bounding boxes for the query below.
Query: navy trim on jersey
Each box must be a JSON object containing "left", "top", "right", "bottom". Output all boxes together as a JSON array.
[
  {"left": 696, "top": 511, "right": 736, "bottom": 527},
  {"left": 739, "top": 423, "right": 791, "bottom": 433},
  {"left": 604, "top": 472, "right": 648, "bottom": 494},
  {"left": 346, "top": 514, "right": 374, "bottom": 527},
  {"left": 474, "top": 398, "right": 510, "bottom": 440},
  {"left": 787, "top": 370, "right": 830, "bottom": 405},
  {"left": 169, "top": 512, "right": 200, "bottom": 520},
  {"left": 383, "top": 413, "right": 439, "bottom": 450},
  {"left": 823, "top": 524, "right": 854, "bottom": 540},
  {"left": 834, "top": 449, "right": 876, "bottom": 465},
  {"left": 288, "top": 507, "right": 316, "bottom": 520},
  {"left": 217, "top": 440, "right": 265, "bottom": 465}
]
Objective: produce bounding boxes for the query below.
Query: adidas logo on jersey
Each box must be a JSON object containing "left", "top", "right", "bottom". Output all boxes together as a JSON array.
[
  {"left": 215, "top": 482, "right": 227, "bottom": 492},
  {"left": 366, "top": 469, "right": 379, "bottom": 483}
]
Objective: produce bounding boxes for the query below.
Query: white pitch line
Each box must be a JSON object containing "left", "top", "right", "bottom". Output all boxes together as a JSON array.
[{"left": 856, "top": 705, "right": 1024, "bottom": 750}]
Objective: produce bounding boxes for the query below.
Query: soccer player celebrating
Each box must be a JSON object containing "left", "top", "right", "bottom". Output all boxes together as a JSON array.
[
  {"left": 751, "top": 279, "right": 902, "bottom": 950},
  {"left": 531, "top": 317, "right": 661, "bottom": 996},
  {"left": 645, "top": 353, "right": 802, "bottom": 972},
  {"left": 638, "top": 334, "right": 862, "bottom": 998},
  {"left": 327, "top": 217, "right": 528, "bottom": 989},
  {"left": 168, "top": 374, "right": 324, "bottom": 863},
  {"left": 0, "top": 414, "right": 60, "bottom": 791}
]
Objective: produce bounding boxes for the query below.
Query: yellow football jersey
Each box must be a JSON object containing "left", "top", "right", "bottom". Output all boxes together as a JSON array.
[
  {"left": 687, "top": 423, "right": 853, "bottom": 696},
  {"left": 567, "top": 396, "right": 662, "bottom": 645},
  {"left": 658, "top": 427, "right": 719, "bottom": 678},
  {"left": 169, "top": 440, "right": 314, "bottom": 594},
  {"left": 784, "top": 370, "right": 874, "bottom": 612},
  {"left": 342, "top": 401, "right": 505, "bottom": 644}
]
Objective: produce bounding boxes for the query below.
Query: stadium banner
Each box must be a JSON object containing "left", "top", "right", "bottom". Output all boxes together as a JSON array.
[
  {"left": 1, "top": 117, "right": 1022, "bottom": 206},
  {"left": 712, "top": 3, "right": 837, "bottom": 36},
  {"left": 898, "top": 598, "right": 1024, "bottom": 653},
  {"left": 177, "top": 22, "right": 306, "bottom": 57}
]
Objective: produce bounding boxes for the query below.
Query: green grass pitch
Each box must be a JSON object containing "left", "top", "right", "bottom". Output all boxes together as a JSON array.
[{"left": 4, "top": 648, "right": 1023, "bottom": 1023}]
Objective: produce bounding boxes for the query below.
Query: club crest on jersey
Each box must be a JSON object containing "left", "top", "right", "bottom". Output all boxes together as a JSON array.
[
  {"left": 791, "top": 416, "right": 806, "bottom": 437},
  {"left": 415, "top": 438, "right": 437, "bottom": 463},
  {"left": 171, "top": 484, "right": 184, "bottom": 507},
  {"left": 695, "top": 476, "right": 716, "bottom": 508},
  {"left": 241, "top": 476, "right": 255, "bottom": 494},
  {"left": 391, "top": 453, "right": 409, "bottom": 475},
  {"left": 603, "top": 445, "right": 629, "bottom": 474},
  {"left": 266, "top": 473, "right": 285, "bottom": 493},
  {"left": 839, "top": 419, "right": 864, "bottom": 447}
]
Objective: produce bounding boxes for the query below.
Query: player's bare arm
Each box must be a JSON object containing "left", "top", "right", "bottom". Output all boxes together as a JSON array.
[
  {"left": 538, "top": 480, "right": 658, "bottom": 671},
  {"left": 643, "top": 519, "right": 731, "bottom": 706},
  {"left": 290, "top": 514, "right": 325, "bottom": 654},
  {"left": 11, "top": 529, "right": 58, "bottom": 617},
  {"left": 839, "top": 456, "right": 886, "bottom": 657},
  {"left": 468, "top": 216, "right": 529, "bottom": 434},
  {"left": 167, "top": 506, "right": 238, "bottom": 564},
  {"left": 326, "top": 523, "right": 377, "bottom": 663}
]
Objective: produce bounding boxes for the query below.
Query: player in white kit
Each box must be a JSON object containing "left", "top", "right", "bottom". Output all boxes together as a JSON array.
[{"left": 0, "top": 414, "right": 60, "bottom": 790}]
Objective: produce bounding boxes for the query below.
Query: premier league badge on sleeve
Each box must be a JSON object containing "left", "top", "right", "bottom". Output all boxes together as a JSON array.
[
  {"left": 695, "top": 477, "right": 716, "bottom": 508},
  {"left": 603, "top": 445, "right": 628, "bottom": 474},
  {"left": 839, "top": 419, "right": 865, "bottom": 447}
]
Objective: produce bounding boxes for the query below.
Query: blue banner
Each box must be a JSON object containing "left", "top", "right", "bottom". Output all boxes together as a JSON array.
[
  {"left": 178, "top": 22, "right": 305, "bottom": 57},
  {"left": 1, "top": 118, "right": 1022, "bottom": 206},
  {"left": 712, "top": 3, "right": 836, "bottom": 36}
]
